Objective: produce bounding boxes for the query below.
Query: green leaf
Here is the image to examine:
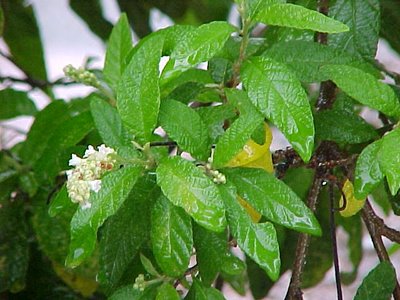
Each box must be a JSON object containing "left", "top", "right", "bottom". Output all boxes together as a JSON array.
[
  {"left": 117, "top": 35, "right": 163, "bottom": 143},
  {"left": 193, "top": 225, "right": 227, "bottom": 285},
  {"left": 329, "top": 0, "right": 380, "bottom": 60},
  {"left": 224, "top": 168, "right": 321, "bottom": 235},
  {"left": 320, "top": 64, "right": 400, "bottom": 117},
  {"left": 255, "top": 4, "right": 349, "bottom": 33},
  {"left": 185, "top": 279, "right": 226, "bottom": 300},
  {"left": 219, "top": 184, "right": 280, "bottom": 281},
  {"left": 2, "top": 0, "right": 47, "bottom": 80},
  {"left": 69, "top": 0, "right": 113, "bottom": 41},
  {"left": 20, "top": 101, "right": 70, "bottom": 165},
  {"left": 354, "top": 262, "right": 396, "bottom": 300},
  {"left": 245, "top": 0, "right": 285, "bottom": 21},
  {"left": 241, "top": 56, "right": 314, "bottom": 162},
  {"left": 151, "top": 195, "right": 193, "bottom": 277},
  {"left": 196, "top": 104, "right": 236, "bottom": 143},
  {"left": 379, "top": 128, "right": 400, "bottom": 195},
  {"left": 0, "top": 197, "right": 29, "bottom": 293},
  {"left": 354, "top": 140, "right": 384, "bottom": 199},
  {"left": 33, "top": 111, "right": 94, "bottom": 183},
  {"left": 171, "top": 21, "right": 235, "bottom": 67},
  {"left": 266, "top": 41, "right": 379, "bottom": 83},
  {"left": 208, "top": 58, "right": 233, "bottom": 84},
  {"left": 156, "top": 156, "right": 226, "bottom": 232},
  {"left": 213, "top": 112, "right": 264, "bottom": 168},
  {"left": 315, "top": 109, "right": 378, "bottom": 144},
  {"left": 103, "top": 13, "right": 132, "bottom": 92},
  {"left": 156, "top": 283, "right": 180, "bottom": 300},
  {"left": 48, "top": 184, "right": 76, "bottom": 217},
  {"left": 0, "top": 88, "right": 37, "bottom": 120},
  {"left": 381, "top": 0, "right": 400, "bottom": 55},
  {"left": 140, "top": 254, "right": 161, "bottom": 277},
  {"left": 159, "top": 100, "right": 210, "bottom": 161},
  {"left": 90, "top": 96, "right": 131, "bottom": 149},
  {"left": 98, "top": 176, "right": 159, "bottom": 288},
  {"left": 66, "top": 166, "right": 142, "bottom": 267},
  {"left": 109, "top": 284, "right": 159, "bottom": 300}
]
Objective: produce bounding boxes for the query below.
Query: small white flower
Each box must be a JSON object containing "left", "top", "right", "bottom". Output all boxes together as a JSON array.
[
  {"left": 84, "top": 145, "right": 96, "bottom": 158},
  {"left": 66, "top": 144, "right": 117, "bottom": 208},
  {"left": 89, "top": 180, "right": 102, "bottom": 193},
  {"left": 69, "top": 154, "right": 82, "bottom": 166}
]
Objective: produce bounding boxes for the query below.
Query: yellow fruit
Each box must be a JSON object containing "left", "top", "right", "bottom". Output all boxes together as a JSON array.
[
  {"left": 339, "top": 179, "right": 365, "bottom": 217},
  {"left": 226, "top": 123, "right": 274, "bottom": 173}
]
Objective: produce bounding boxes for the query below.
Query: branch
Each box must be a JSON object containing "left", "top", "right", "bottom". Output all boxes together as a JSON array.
[
  {"left": 0, "top": 75, "right": 79, "bottom": 89},
  {"left": 285, "top": 174, "right": 322, "bottom": 300},
  {"left": 362, "top": 200, "right": 400, "bottom": 300}
]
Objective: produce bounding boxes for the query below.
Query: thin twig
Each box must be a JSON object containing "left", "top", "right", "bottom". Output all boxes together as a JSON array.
[
  {"left": 329, "top": 183, "right": 343, "bottom": 300},
  {"left": 285, "top": 174, "right": 322, "bottom": 300},
  {"left": 362, "top": 200, "right": 400, "bottom": 300}
]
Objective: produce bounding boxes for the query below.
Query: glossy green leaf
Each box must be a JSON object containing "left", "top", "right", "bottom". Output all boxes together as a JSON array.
[
  {"left": 48, "top": 185, "right": 76, "bottom": 217},
  {"left": 224, "top": 168, "right": 321, "bottom": 235},
  {"left": 213, "top": 112, "right": 264, "bottom": 168},
  {"left": 194, "top": 225, "right": 227, "bottom": 285},
  {"left": 255, "top": 4, "right": 349, "bottom": 33},
  {"left": 208, "top": 58, "right": 232, "bottom": 84},
  {"left": 354, "top": 140, "right": 384, "bottom": 199},
  {"left": 161, "top": 69, "right": 213, "bottom": 100},
  {"left": 245, "top": 0, "right": 285, "bottom": 20},
  {"left": 103, "top": 13, "right": 132, "bottom": 92},
  {"left": 171, "top": 21, "right": 235, "bottom": 67},
  {"left": 151, "top": 195, "right": 193, "bottom": 277},
  {"left": 0, "top": 197, "right": 29, "bottom": 293},
  {"left": 196, "top": 104, "right": 236, "bottom": 143},
  {"left": 329, "top": 0, "right": 380, "bottom": 60},
  {"left": 117, "top": 35, "right": 163, "bottom": 143},
  {"left": 354, "top": 261, "right": 396, "bottom": 300},
  {"left": 315, "top": 109, "right": 377, "bottom": 144},
  {"left": 185, "top": 279, "right": 226, "bottom": 300},
  {"left": 66, "top": 166, "right": 142, "bottom": 267},
  {"left": 2, "top": 0, "right": 47, "bottom": 80},
  {"left": 159, "top": 100, "right": 210, "bottom": 160},
  {"left": 20, "top": 101, "right": 70, "bottom": 165},
  {"left": 98, "top": 176, "right": 159, "bottom": 288},
  {"left": 241, "top": 56, "right": 314, "bottom": 162},
  {"left": 0, "top": 88, "right": 37, "bottom": 120},
  {"left": 379, "top": 128, "right": 400, "bottom": 195},
  {"left": 140, "top": 254, "right": 161, "bottom": 277},
  {"left": 156, "top": 283, "right": 180, "bottom": 300},
  {"left": 109, "top": 284, "right": 159, "bottom": 300},
  {"left": 219, "top": 184, "right": 280, "bottom": 281},
  {"left": 33, "top": 111, "right": 94, "bottom": 183},
  {"left": 156, "top": 156, "right": 226, "bottom": 232},
  {"left": 266, "top": 41, "right": 379, "bottom": 83},
  {"left": 90, "top": 96, "right": 131, "bottom": 149},
  {"left": 321, "top": 64, "right": 400, "bottom": 117},
  {"left": 69, "top": 0, "right": 113, "bottom": 41}
]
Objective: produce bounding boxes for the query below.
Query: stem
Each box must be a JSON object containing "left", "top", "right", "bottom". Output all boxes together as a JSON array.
[
  {"left": 230, "top": 5, "right": 251, "bottom": 88},
  {"left": 285, "top": 174, "right": 322, "bottom": 300},
  {"left": 328, "top": 183, "right": 343, "bottom": 300},
  {"left": 362, "top": 200, "right": 400, "bottom": 300}
]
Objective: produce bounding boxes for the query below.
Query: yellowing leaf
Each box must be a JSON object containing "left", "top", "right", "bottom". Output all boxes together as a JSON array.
[
  {"left": 52, "top": 261, "right": 98, "bottom": 297},
  {"left": 237, "top": 196, "right": 262, "bottom": 223},
  {"left": 340, "top": 179, "right": 366, "bottom": 217},
  {"left": 226, "top": 123, "right": 274, "bottom": 173}
]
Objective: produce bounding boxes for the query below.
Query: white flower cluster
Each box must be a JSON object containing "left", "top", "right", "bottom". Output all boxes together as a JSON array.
[{"left": 66, "top": 144, "right": 116, "bottom": 209}]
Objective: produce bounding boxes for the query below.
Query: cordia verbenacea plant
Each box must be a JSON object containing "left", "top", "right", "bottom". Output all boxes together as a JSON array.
[{"left": 1, "top": 0, "right": 400, "bottom": 299}]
